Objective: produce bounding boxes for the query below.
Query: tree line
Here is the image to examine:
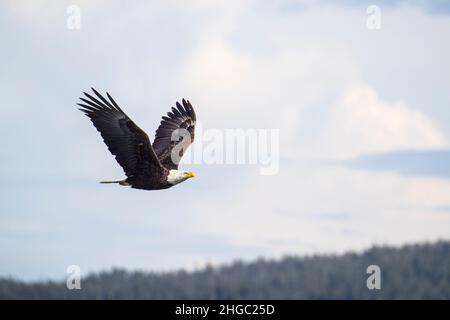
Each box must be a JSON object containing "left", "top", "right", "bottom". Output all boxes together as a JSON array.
[{"left": 1, "top": 241, "right": 449, "bottom": 299}]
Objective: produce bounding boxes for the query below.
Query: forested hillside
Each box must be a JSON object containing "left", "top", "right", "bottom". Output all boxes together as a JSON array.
[{"left": 1, "top": 241, "right": 449, "bottom": 299}]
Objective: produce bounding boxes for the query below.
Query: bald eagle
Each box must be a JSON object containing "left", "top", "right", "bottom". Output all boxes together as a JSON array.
[{"left": 78, "top": 88, "right": 196, "bottom": 190}]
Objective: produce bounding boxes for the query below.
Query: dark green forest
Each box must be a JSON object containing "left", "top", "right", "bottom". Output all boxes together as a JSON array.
[{"left": 1, "top": 241, "right": 449, "bottom": 299}]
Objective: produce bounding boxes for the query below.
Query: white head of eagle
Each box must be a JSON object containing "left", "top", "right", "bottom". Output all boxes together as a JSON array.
[
  {"left": 78, "top": 88, "right": 197, "bottom": 191},
  {"left": 167, "top": 170, "right": 196, "bottom": 185}
]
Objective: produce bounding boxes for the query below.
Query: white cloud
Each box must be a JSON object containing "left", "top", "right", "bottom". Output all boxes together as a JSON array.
[
  {"left": 315, "top": 85, "right": 448, "bottom": 160},
  {"left": 176, "top": 3, "right": 449, "bottom": 164}
]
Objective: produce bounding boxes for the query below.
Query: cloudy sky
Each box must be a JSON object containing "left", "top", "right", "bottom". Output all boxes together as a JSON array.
[{"left": 1, "top": 0, "right": 450, "bottom": 281}]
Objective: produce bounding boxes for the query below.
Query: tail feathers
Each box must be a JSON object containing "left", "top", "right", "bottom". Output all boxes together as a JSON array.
[{"left": 99, "top": 179, "right": 130, "bottom": 186}]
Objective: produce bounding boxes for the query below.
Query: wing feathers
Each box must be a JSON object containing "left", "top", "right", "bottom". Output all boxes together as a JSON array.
[
  {"left": 91, "top": 87, "right": 117, "bottom": 111},
  {"left": 106, "top": 92, "right": 125, "bottom": 113},
  {"left": 152, "top": 99, "right": 196, "bottom": 170},
  {"left": 78, "top": 88, "right": 161, "bottom": 178}
]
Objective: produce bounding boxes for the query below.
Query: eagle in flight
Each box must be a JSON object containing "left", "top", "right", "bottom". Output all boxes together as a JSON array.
[{"left": 78, "top": 88, "right": 196, "bottom": 190}]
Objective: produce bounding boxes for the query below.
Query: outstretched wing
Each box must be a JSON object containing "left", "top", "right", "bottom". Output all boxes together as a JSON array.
[
  {"left": 152, "top": 99, "right": 196, "bottom": 170},
  {"left": 78, "top": 88, "right": 162, "bottom": 179}
]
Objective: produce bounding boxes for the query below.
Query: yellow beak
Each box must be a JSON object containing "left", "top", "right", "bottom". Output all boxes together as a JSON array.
[{"left": 186, "top": 171, "right": 196, "bottom": 178}]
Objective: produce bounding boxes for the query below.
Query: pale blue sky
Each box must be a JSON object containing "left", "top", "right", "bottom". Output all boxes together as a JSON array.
[{"left": 1, "top": 0, "right": 450, "bottom": 281}]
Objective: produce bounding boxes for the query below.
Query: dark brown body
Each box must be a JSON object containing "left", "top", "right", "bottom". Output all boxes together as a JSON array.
[{"left": 126, "top": 167, "right": 172, "bottom": 190}]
